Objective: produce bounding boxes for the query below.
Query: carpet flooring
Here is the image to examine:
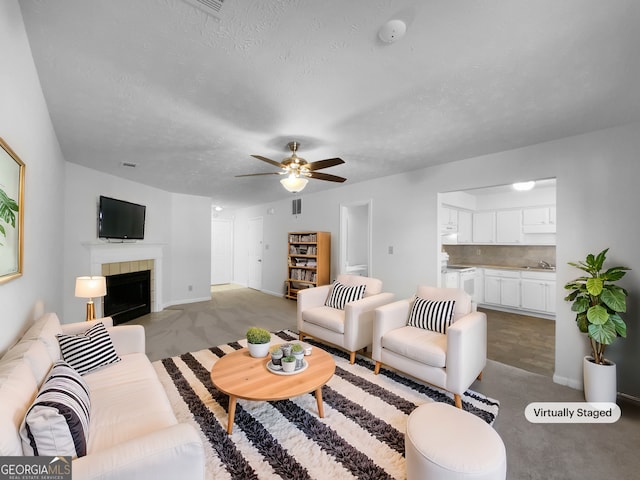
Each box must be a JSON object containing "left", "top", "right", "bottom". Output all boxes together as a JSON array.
[{"left": 153, "top": 330, "right": 500, "bottom": 480}]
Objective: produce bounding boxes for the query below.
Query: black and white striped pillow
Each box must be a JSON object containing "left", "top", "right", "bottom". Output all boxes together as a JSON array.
[
  {"left": 407, "top": 298, "right": 456, "bottom": 334},
  {"left": 325, "top": 281, "right": 366, "bottom": 309},
  {"left": 56, "top": 321, "right": 120, "bottom": 375},
  {"left": 20, "top": 360, "right": 91, "bottom": 458}
]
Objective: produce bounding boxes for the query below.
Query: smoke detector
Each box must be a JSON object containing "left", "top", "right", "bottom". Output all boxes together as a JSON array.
[{"left": 378, "top": 20, "right": 407, "bottom": 43}]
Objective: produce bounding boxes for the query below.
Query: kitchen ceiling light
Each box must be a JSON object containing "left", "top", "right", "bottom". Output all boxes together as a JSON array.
[
  {"left": 280, "top": 174, "right": 309, "bottom": 193},
  {"left": 512, "top": 181, "right": 535, "bottom": 191}
]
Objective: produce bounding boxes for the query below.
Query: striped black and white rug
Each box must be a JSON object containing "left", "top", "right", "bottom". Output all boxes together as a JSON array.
[{"left": 153, "top": 330, "right": 500, "bottom": 480}]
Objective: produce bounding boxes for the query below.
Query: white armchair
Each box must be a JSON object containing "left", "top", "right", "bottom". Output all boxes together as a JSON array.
[
  {"left": 372, "top": 286, "right": 486, "bottom": 408},
  {"left": 297, "top": 274, "right": 395, "bottom": 364}
]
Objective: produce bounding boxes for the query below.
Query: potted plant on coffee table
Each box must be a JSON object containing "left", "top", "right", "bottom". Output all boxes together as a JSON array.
[
  {"left": 281, "top": 355, "right": 297, "bottom": 373},
  {"left": 246, "top": 327, "right": 271, "bottom": 358},
  {"left": 564, "top": 248, "right": 630, "bottom": 402}
]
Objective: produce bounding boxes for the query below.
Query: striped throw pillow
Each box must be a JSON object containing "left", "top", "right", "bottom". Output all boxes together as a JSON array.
[
  {"left": 325, "top": 281, "right": 366, "bottom": 309},
  {"left": 56, "top": 321, "right": 120, "bottom": 375},
  {"left": 20, "top": 361, "right": 91, "bottom": 458},
  {"left": 407, "top": 298, "right": 456, "bottom": 334}
]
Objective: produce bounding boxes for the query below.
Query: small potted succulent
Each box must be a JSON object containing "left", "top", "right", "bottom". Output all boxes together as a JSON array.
[
  {"left": 281, "top": 355, "right": 296, "bottom": 373},
  {"left": 270, "top": 345, "right": 283, "bottom": 369},
  {"left": 246, "top": 327, "right": 271, "bottom": 358},
  {"left": 291, "top": 343, "right": 305, "bottom": 369}
]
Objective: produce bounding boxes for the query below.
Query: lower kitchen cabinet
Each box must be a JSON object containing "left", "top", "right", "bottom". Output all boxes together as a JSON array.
[{"left": 520, "top": 271, "right": 556, "bottom": 314}]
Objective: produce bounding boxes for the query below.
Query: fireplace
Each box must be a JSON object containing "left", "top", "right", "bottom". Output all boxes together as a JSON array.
[{"left": 104, "top": 270, "right": 151, "bottom": 325}]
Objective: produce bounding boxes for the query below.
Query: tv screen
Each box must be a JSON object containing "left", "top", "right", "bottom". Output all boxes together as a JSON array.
[{"left": 98, "top": 196, "right": 146, "bottom": 240}]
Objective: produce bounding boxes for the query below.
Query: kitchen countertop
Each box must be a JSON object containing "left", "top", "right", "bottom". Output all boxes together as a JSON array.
[{"left": 448, "top": 263, "right": 556, "bottom": 272}]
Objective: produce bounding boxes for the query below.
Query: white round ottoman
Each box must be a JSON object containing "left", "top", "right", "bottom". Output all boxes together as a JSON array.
[{"left": 405, "top": 403, "right": 506, "bottom": 480}]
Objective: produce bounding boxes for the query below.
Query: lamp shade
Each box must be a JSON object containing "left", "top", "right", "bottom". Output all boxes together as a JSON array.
[
  {"left": 280, "top": 174, "right": 309, "bottom": 193},
  {"left": 75, "top": 276, "right": 106, "bottom": 298}
]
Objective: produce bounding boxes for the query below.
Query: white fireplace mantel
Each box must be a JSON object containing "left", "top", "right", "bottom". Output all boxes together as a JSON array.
[{"left": 82, "top": 242, "right": 165, "bottom": 315}]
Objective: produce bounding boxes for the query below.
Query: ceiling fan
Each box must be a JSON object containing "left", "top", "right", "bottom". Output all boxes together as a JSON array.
[{"left": 236, "top": 141, "right": 346, "bottom": 193}]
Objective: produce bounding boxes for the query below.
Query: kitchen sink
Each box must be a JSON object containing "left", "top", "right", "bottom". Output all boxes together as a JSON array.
[{"left": 520, "top": 265, "right": 556, "bottom": 271}]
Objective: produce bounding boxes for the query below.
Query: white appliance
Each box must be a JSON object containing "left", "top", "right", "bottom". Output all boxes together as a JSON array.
[{"left": 442, "top": 265, "right": 477, "bottom": 298}]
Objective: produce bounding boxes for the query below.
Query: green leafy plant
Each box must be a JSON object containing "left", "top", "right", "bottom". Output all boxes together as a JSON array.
[
  {"left": 281, "top": 355, "right": 295, "bottom": 363},
  {"left": 270, "top": 345, "right": 283, "bottom": 354},
  {"left": 291, "top": 343, "right": 304, "bottom": 353},
  {"left": 0, "top": 187, "right": 19, "bottom": 246},
  {"left": 246, "top": 327, "right": 271, "bottom": 345},
  {"left": 564, "top": 248, "right": 630, "bottom": 365}
]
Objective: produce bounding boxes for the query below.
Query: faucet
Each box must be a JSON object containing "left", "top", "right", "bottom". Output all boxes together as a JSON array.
[{"left": 538, "top": 260, "right": 551, "bottom": 269}]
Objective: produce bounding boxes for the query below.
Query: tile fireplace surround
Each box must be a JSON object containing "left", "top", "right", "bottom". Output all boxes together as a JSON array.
[{"left": 83, "top": 242, "right": 164, "bottom": 318}]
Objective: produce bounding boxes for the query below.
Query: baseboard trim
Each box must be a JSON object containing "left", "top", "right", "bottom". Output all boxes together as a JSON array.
[{"left": 553, "top": 373, "right": 583, "bottom": 390}]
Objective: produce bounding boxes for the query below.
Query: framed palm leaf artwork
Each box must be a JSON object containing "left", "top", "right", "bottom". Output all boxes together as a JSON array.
[{"left": 0, "top": 138, "right": 25, "bottom": 284}]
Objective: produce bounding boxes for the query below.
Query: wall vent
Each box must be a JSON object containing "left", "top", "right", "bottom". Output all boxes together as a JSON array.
[
  {"left": 121, "top": 162, "right": 137, "bottom": 168},
  {"left": 182, "top": 0, "right": 225, "bottom": 18},
  {"left": 292, "top": 198, "right": 302, "bottom": 216}
]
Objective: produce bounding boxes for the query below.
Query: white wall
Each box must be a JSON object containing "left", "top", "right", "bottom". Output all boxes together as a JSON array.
[
  {"left": 63, "top": 162, "right": 212, "bottom": 320},
  {"left": 232, "top": 123, "right": 640, "bottom": 398},
  {"left": 0, "top": 0, "right": 65, "bottom": 352}
]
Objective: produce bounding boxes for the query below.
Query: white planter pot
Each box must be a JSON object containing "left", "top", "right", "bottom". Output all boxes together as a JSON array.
[
  {"left": 247, "top": 342, "right": 270, "bottom": 358},
  {"left": 583, "top": 356, "right": 617, "bottom": 403}
]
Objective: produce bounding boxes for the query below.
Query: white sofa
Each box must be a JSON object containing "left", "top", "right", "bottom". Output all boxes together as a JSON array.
[{"left": 0, "top": 313, "right": 205, "bottom": 480}]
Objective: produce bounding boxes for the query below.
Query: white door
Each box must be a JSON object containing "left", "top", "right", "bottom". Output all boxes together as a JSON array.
[
  {"left": 211, "top": 218, "right": 233, "bottom": 285},
  {"left": 247, "top": 217, "right": 263, "bottom": 290},
  {"left": 340, "top": 200, "right": 372, "bottom": 276}
]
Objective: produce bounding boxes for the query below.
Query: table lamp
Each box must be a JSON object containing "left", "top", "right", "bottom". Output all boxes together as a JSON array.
[{"left": 75, "top": 276, "right": 107, "bottom": 321}]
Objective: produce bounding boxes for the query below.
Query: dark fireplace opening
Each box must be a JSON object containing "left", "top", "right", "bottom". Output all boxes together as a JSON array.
[{"left": 104, "top": 270, "right": 151, "bottom": 325}]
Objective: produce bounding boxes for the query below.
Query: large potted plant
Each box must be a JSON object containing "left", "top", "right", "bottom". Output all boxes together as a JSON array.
[
  {"left": 246, "top": 327, "right": 271, "bottom": 358},
  {"left": 563, "top": 248, "right": 630, "bottom": 402}
]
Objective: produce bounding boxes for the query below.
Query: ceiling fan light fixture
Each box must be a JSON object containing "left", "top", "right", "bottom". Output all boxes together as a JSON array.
[{"left": 280, "top": 174, "right": 308, "bottom": 193}]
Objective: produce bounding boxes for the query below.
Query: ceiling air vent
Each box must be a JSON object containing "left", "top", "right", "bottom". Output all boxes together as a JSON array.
[
  {"left": 182, "top": 0, "right": 225, "bottom": 18},
  {"left": 121, "top": 162, "right": 137, "bottom": 168}
]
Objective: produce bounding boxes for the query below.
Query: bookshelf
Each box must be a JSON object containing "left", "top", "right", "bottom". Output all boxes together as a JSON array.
[{"left": 286, "top": 231, "right": 330, "bottom": 300}]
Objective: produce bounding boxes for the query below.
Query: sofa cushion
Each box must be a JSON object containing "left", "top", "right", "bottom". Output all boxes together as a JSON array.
[
  {"left": 0, "top": 360, "right": 39, "bottom": 456},
  {"left": 407, "top": 298, "right": 456, "bottom": 334},
  {"left": 21, "top": 361, "right": 91, "bottom": 458},
  {"left": 325, "top": 281, "right": 366, "bottom": 309},
  {"left": 22, "top": 313, "right": 63, "bottom": 362},
  {"left": 83, "top": 353, "right": 178, "bottom": 453},
  {"left": 382, "top": 326, "right": 447, "bottom": 368},
  {"left": 57, "top": 322, "right": 121, "bottom": 375},
  {"left": 1, "top": 339, "right": 52, "bottom": 385},
  {"left": 303, "top": 306, "right": 346, "bottom": 333}
]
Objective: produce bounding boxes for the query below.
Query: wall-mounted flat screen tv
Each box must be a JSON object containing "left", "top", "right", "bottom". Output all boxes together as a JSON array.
[{"left": 98, "top": 195, "right": 146, "bottom": 240}]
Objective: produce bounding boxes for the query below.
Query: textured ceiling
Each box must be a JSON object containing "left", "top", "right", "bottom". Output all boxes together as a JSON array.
[{"left": 18, "top": 0, "right": 640, "bottom": 209}]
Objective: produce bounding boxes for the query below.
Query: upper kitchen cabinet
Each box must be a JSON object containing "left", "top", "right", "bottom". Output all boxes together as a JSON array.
[
  {"left": 457, "top": 210, "right": 473, "bottom": 243},
  {"left": 522, "top": 206, "right": 556, "bottom": 233},
  {"left": 472, "top": 211, "right": 496, "bottom": 243},
  {"left": 496, "top": 210, "right": 522, "bottom": 243}
]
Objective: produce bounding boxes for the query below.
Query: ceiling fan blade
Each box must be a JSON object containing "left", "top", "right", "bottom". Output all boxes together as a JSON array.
[
  {"left": 251, "top": 155, "right": 285, "bottom": 168},
  {"left": 305, "top": 157, "right": 345, "bottom": 171},
  {"left": 308, "top": 171, "right": 347, "bottom": 183},
  {"left": 235, "top": 172, "right": 282, "bottom": 178}
]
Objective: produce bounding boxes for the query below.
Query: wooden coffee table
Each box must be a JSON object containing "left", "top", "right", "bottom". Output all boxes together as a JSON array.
[{"left": 210, "top": 346, "right": 336, "bottom": 434}]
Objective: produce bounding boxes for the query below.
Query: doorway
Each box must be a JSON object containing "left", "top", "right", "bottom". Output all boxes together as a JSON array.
[
  {"left": 340, "top": 200, "right": 372, "bottom": 277},
  {"left": 211, "top": 218, "right": 233, "bottom": 285},
  {"left": 438, "top": 178, "right": 556, "bottom": 377}
]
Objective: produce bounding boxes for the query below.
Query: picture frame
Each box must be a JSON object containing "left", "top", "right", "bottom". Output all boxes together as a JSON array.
[{"left": 0, "top": 138, "right": 25, "bottom": 284}]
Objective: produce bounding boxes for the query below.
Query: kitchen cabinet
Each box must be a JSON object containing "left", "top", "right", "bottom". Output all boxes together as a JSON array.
[
  {"left": 483, "top": 269, "right": 521, "bottom": 308},
  {"left": 522, "top": 206, "right": 556, "bottom": 233},
  {"left": 441, "top": 206, "right": 458, "bottom": 233},
  {"left": 472, "top": 211, "right": 496, "bottom": 243},
  {"left": 496, "top": 210, "right": 522, "bottom": 243},
  {"left": 520, "top": 271, "right": 556, "bottom": 313},
  {"left": 457, "top": 210, "right": 473, "bottom": 243}
]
